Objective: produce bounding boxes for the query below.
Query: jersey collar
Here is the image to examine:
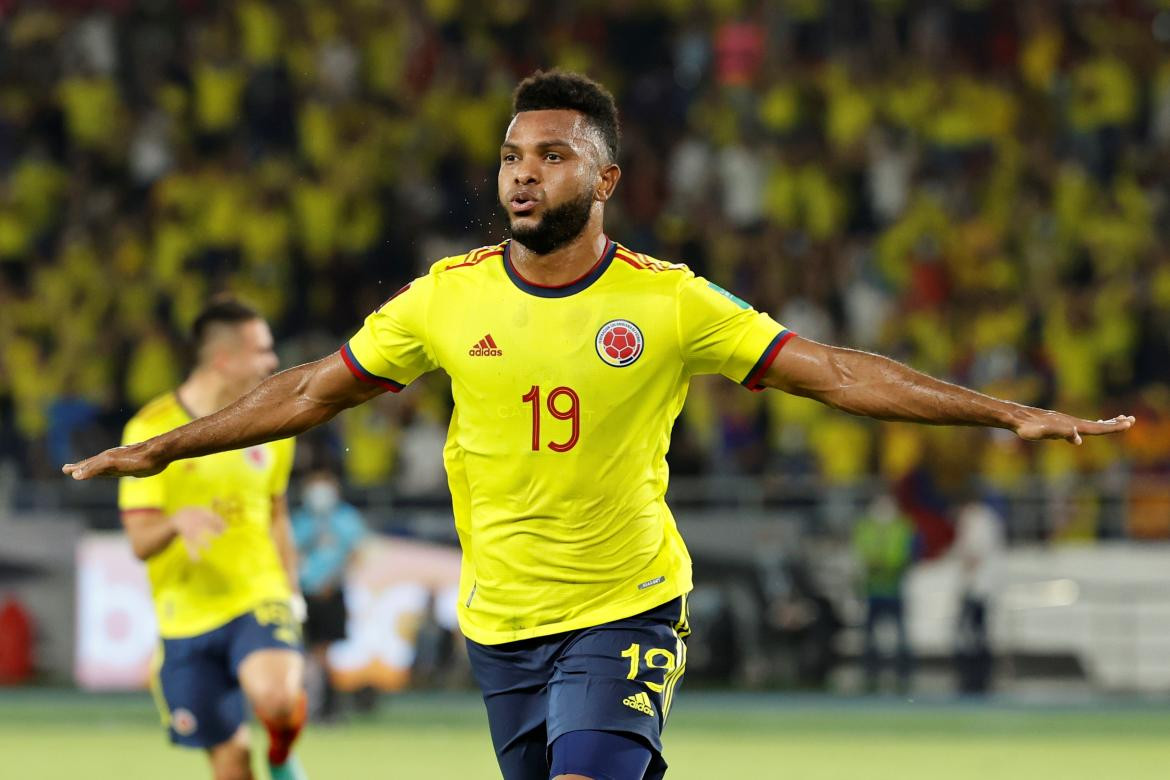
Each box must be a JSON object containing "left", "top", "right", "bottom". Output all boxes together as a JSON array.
[{"left": 503, "top": 237, "right": 616, "bottom": 298}]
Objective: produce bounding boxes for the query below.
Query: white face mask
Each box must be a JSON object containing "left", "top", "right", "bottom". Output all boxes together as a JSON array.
[
  {"left": 304, "top": 482, "right": 339, "bottom": 515},
  {"left": 871, "top": 496, "right": 897, "bottom": 525}
]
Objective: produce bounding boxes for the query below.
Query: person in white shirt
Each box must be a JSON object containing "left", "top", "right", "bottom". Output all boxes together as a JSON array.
[{"left": 951, "top": 499, "right": 1005, "bottom": 694}]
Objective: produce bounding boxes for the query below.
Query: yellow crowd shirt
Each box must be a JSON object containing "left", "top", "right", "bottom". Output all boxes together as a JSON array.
[
  {"left": 119, "top": 393, "right": 295, "bottom": 638},
  {"left": 344, "top": 239, "right": 791, "bottom": 644}
]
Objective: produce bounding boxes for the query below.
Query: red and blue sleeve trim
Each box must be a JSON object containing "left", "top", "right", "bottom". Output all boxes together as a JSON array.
[
  {"left": 741, "top": 330, "right": 795, "bottom": 392},
  {"left": 339, "top": 343, "right": 405, "bottom": 393}
]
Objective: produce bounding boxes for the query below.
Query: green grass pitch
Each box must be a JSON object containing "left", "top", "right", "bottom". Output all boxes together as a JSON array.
[{"left": 0, "top": 689, "right": 1163, "bottom": 779}]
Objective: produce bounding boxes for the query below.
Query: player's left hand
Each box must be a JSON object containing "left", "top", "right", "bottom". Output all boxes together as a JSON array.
[{"left": 1013, "top": 410, "right": 1135, "bottom": 445}]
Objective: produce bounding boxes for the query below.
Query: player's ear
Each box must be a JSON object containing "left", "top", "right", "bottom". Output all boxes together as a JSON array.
[{"left": 595, "top": 163, "right": 621, "bottom": 203}]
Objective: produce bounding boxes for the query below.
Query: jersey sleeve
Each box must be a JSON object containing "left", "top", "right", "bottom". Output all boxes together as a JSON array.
[
  {"left": 117, "top": 416, "right": 167, "bottom": 512},
  {"left": 341, "top": 274, "right": 438, "bottom": 392},
  {"left": 268, "top": 437, "right": 295, "bottom": 496},
  {"left": 677, "top": 272, "right": 793, "bottom": 390}
]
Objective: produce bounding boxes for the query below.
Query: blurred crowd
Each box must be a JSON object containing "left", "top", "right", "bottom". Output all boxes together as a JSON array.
[{"left": 2, "top": 0, "right": 1169, "bottom": 540}]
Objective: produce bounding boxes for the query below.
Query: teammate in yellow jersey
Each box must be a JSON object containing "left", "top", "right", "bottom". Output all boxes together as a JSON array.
[
  {"left": 117, "top": 300, "right": 307, "bottom": 780},
  {"left": 67, "top": 71, "right": 1134, "bottom": 780}
]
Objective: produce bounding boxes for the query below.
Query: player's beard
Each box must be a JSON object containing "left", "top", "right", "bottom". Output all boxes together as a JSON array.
[{"left": 507, "top": 188, "right": 595, "bottom": 255}]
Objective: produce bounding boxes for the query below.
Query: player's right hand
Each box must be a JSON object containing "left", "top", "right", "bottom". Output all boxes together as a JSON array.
[
  {"left": 172, "top": 507, "right": 227, "bottom": 561},
  {"left": 62, "top": 442, "right": 165, "bottom": 480}
]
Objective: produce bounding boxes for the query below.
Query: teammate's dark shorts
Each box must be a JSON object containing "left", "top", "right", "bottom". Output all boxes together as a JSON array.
[
  {"left": 151, "top": 600, "right": 303, "bottom": 748},
  {"left": 304, "top": 588, "right": 348, "bottom": 645},
  {"left": 466, "top": 595, "right": 689, "bottom": 780}
]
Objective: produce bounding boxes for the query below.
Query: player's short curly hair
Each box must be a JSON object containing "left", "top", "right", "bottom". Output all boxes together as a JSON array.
[{"left": 512, "top": 70, "right": 620, "bottom": 164}]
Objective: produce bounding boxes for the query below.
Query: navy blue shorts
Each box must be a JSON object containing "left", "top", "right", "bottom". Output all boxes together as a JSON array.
[
  {"left": 467, "top": 596, "right": 690, "bottom": 780},
  {"left": 151, "top": 600, "right": 303, "bottom": 748}
]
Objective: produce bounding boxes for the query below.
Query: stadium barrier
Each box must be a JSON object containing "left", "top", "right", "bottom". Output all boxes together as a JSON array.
[{"left": 74, "top": 533, "right": 460, "bottom": 691}]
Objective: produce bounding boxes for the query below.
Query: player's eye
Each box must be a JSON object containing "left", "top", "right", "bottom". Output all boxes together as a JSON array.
[
  {"left": 502, "top": 153, "right": 518, "bottom": 163},
  {"left": 545, "top": 153, "right": 562, "bottom": 162}
]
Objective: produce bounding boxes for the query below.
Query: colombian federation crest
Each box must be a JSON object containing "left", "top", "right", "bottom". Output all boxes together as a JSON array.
[
  {"left": 172, "top": 708, "right": 198, "bottom": 736},
  {"left": 596, "top": 320, "right": 644, "bottom": 367},
  {"left": 244, "top": 445, "right": 269, "bottom": 469}
]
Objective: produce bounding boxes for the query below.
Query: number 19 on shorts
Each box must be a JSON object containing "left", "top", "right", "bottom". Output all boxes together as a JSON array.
[{"left": 621, "top": 642, "right": 677, "bottom": 693}]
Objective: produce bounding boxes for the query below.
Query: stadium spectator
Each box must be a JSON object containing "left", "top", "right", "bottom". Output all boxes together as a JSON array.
[
  {"left": 952, "top": 496, "right": 1006, "bottom": 695},
  {"left": 292, "top": 466, "right": 367, "bottom": 722},
  {"left": 852, "top": 493, "right": 916, "bottom": 694}
]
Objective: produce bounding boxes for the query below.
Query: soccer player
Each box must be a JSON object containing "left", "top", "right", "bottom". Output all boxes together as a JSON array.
[
  {"left": 66, "top": 72, "right": 1133, "bottom": 780},
  {"left": 116, "top": 300, "right": 308, "bottom": 780}
]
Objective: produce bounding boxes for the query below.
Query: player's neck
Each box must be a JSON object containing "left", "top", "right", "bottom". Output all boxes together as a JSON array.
[
  {"left": 177, "top": 370, "right": 237, "bottom": 419},
  {"left": 509, "top": 227, "right": 609, "bottom": 287}
]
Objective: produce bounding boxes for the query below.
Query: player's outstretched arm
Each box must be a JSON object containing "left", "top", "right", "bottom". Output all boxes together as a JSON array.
[
  {"left": 63, "top": 352, "right": 384, "bottom": 480},
  {"left": 762, "top": 335, "right": 1134, "bottom": 444}
]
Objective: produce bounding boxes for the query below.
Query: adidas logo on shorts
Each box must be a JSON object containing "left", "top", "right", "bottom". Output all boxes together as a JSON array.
[{"left": 622, "top": 691, "right": 655, "bottom": 717}]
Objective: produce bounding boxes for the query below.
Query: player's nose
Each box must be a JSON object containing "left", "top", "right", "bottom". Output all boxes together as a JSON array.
[{"left": 513, "top": 163, "right": 539, "bottom": 185}]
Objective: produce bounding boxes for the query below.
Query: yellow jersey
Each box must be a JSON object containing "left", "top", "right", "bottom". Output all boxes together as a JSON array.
[
  {"left": 119, "top": 392, "right": 295, "bottom": 638},
  {"left": 344, "top": 239, "right": 790, "bottom": 644}
]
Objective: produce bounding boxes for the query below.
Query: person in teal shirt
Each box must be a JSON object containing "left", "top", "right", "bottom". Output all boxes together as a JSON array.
[{"left": 291, "top": 467, "right": 367, "bottom": 720}]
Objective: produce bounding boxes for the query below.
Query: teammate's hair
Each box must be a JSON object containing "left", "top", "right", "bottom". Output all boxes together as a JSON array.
[
  {"left": 512, "top": 70, "right": 620, "bottom": 164},
  {"left": 191, "top": 298, "right": 261, "bottom": 358}
]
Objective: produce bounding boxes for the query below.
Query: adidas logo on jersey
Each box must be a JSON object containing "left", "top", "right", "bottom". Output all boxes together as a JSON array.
[
  {"left": 469, "top": 334, "right": 502, "bottom": 357},
  {"left": 622, "top": 691, "right": 655, "bottom": 717}
]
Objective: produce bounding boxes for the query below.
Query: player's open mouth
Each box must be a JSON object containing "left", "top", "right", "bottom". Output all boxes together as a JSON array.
[{"left": 510, "top": 193, "right": 538, "bottom": 214}]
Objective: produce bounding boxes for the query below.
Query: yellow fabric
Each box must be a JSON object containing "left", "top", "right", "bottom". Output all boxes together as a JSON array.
[
  {"left": 125, "top": 334, "right": 182, "bottom": 409},
  {"left": 118, "top": 393, "right": 295, "bottom": 638},
  {"left": 57, "top": 75, "right": 119, "bottom": 148},
  {"left": 0, "top": 202, "right": 32, "bottom": 260},
  {"left": 10, "top": 155, "right": 65, "bottom": 233},
  {"left": 240, "top": 204, "right": 291, "bottom": 269},
  {"left": 364, "top": 18, "right": 409, "bottom": 99},
  {"left": 298, "top": 100, "right": 338, "bottom": 169},
  {"left": 925, "top": 77, "right": 1017, "bottom": 147},
  {"left": 346, "top": 241, "right": 786, "bottom": 644},
  {"left": 193, "top": 63, "right": 245, "bottom": 133},
  {"left": 1020, "top": 29, "right": 1062, "bottom": 91},
  {"left": 149, "top": 640, "right": 169, "bottom": 728},
  {"left": 340, "top": 402, "right": 399, "bottom": 487},
  {"left": 153, "top": 221, "right": 196, "bottom": 286},
  {"left": 237, "top": 0, "right": 283, "bottom": 66},
  {"left": 810, "top": 416, "right": 872, "bottom": 485},
  {"left": 450, "top": 93, "right": 511, "bottom": 166},
  {"left": 883, "top": 73, "right": 936, "bottom": 132},
  {"left": 199, "top": 170, "right": 246, "bottom": 247},
  {"left": 293, "top": 178, "right": 342, "bottom": 264},
  {"left": 758, "top": 83, "right": 801, "bottom": 134},
  {"left": 1069, "top": 56, "right": 1137, "bottom": 130},
  {"left": 822, "top": 63, "right": 874, "bottom": 151}
]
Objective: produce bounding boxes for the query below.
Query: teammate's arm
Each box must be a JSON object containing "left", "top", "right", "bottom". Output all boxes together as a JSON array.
[
  {"left": 762, "top": 335, "right": 1134, "bottom": 443},
  {"left": 120, "top": 509, "right": 177, "bottom": 560},
  {"left": 64, "top": 353, "right": 383, "bottom": 480},
  {"left": 270, "top": 494, "right": 299, "bottom": 594},
  {"left": 120, "top": 507, "right": 226, "bottom": 561}
]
